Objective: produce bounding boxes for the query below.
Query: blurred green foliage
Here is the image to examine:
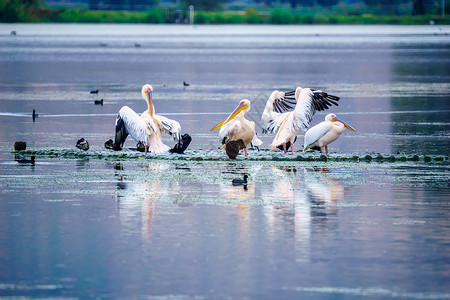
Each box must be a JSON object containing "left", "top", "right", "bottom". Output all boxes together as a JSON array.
[
  {"left": 0, "top": 1, "right": 448, "bottom": 24},
  {"left": 0, "top": 0, "right": 41, "bottom": 22}
]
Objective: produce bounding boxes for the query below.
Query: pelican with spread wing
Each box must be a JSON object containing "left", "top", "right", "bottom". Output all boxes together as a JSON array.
[
  {"left": 261, "top": 87, "right": 340, "bottom": 155},
  {"left": 113, "top": 84, "right": 181, "bottom": 155},
  {"left": 210, "top": 99, "right": 262, "bottom": 158}
]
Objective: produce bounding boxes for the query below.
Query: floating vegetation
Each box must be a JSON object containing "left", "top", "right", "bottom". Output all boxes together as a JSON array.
[{"left": 9, "top": 147, "right": 449, "bottom": 164}]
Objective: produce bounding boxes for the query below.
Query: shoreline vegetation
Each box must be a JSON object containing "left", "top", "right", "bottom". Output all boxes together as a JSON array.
[{"left": 1, "top": 6, "right": 449, "bottom": 25}]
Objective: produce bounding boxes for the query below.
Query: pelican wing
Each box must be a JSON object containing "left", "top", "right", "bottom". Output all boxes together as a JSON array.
[
  {"left": 310, "top": 89, "right": 340, "bottom": 111},
  {"left": 153, "top": 114, "right": 182, "bottom": 143},
  {"left": 114, "top": 106, "right": 154, "bottom": 150},
  {"left": 273, "top": 91, "right": 297, "bottom": 113},
  {"left": 219, "top": 120, "right": 239, "bottom": 144},
  {"left": 261, "top": 90, "right": 296, "bottom": 134},
  {"left": 303, "top": 121, "right": 332, "bottom": 150},
  {"left": 294, "top": 88, "right": 340, "bottom": 132}
]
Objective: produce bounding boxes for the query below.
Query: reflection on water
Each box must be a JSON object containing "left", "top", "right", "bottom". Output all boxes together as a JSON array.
[
  {"left": 0, "top": 155, "right": 448, "bottom": 298},
  {"left": 113, "top": 160, "right": 349, "bottom": 265}
]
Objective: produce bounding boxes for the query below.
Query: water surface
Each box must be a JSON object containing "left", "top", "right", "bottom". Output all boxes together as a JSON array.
[{"left": 0, "top": 24, "right": 449, "bottom": 299}]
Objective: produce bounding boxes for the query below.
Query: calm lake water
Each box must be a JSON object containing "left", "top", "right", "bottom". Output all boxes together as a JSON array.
[{"left": 0, "top": 24, "right": 449, "bottom": 299}]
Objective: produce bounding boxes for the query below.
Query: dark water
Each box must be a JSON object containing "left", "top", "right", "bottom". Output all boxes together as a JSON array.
[{"left": 0, "top": 24, "right": 449, "bottom": 299}]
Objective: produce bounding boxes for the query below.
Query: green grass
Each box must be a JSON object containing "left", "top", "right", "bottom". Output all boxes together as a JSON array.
[{"left": 2, "top": 7, "right": 449, "bottom": 25}]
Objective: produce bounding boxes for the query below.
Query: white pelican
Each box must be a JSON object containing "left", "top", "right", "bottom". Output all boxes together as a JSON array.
[
  {"left": 262, "top": 87, "right": 340, "bottom": 155},
  {"left": 210, "top": 99, "right": 261, "bottom": 157},
  {"left": 303, "top": 113, "right": 356, "bottom": 156},
  {"left": 114, "top": 84, "right": 181, "bottom": 155}
]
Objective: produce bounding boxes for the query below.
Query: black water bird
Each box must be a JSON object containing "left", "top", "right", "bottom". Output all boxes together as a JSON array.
[
  {"left": 14, "top": 141, "right": 27, "bottom": 151},
  {"left": 94, "top": 99, "right": 103, "bottom": 105},
  {"left": 183, "top": 81, "right": 190, "bottom": 87},
  {"left": 99, "top": 43, "right": 107, "bottom": 47},
  {"left": 169, "top": 133, "right": 192, "bottom": 154},
  {"left": 90, "top": 89, "right": 99, "bottom": 94},
  {"left": 32, "top": 109, "right": 38, "bottom": 121},
  {"left": 104, "top": 139, "right": 114, "bottom": 150},
  {"left": 76, "top": 138, "right": 89, "bottom": 152},
  {"left": 134, "top": 43, "right": 141, "bottom": 47},
  {"left": 232, "top": 174, "right": 248, "bottom": 186},
  {"left": 135, "top": 141, "right": 146, "bottom": 152},
  {"left": 10, "top": 31, "right": 16, "bottom": 36}
]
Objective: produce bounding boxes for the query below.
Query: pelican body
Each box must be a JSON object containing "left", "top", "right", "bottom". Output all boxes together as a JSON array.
[
  {"left": 114, "top": 84, "right": 181, "bottom": 155},
  {"left": 210, "top": 99, "right": 261, "bottom": 157},
  {"left": 262, "top": 87, "right": 340, "bottom": 155},
  {"left": 303, "top": 113, "right": 356, "bottom": 156}
]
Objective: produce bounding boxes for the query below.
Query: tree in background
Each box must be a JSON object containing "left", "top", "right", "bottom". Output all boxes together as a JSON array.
[
  {"left": 180, "top": 0, "right": 226, "bottom": 11},
  {"left": 0, "top": 0, "right": 41, "bottom": 22},
  {"left": 256, "top": 0, "right": 338, "bottom": 8},
  {"left": 88, "top": 0, "right": 99, "bottom": 10},
  {"left": 412, "top": 0, "right": 425, "bottom": 14},
  {"left": 89, "top": 0, "right": 158, "bottom": 10},
  {"left": 129, "top": 0, "right": 159, "bottom": 11},
  {"left": 363, "top": 0, "right": 408, "bottom": 14}
]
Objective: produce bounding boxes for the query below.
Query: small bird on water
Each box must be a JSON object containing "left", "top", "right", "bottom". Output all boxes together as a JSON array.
[
  {"left": 76, "top": 138, "right": 89, "bottom": 152},
  {"left": 90, "top": 89, "right": 99, "bottom": 94},
  {"left": 32, "top": 109, "right": 38, "bottom": 121},
  {"left": 14, "top": 141, "right": 27, "bottom": 151},
  {"left": 183, "top": 81, "right": 190, "bottom": 87},
  {"left": 232, "top": 174, "right": 248, "bottom": 186},
  {"left": 94, "top": 99, "right": 103, "bottom": 105}
]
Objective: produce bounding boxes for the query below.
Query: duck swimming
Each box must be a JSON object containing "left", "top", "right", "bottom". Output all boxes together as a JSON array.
[{"left": 232, "top": 174, "right": 248, "bottom": 186}]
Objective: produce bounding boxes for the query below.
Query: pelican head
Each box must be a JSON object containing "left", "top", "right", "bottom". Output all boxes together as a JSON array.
[
  {"left": 326, "top": 113, "right": 356, "bottom": 131},
  {"left": 142, "top": 84, "right": 153, "bottom": 101},
  {"left": 210, "top": 99, "right": 251, "bottom": 131},
  {"left": 142, "top": 84, "right": 155, "bottom": 115}
]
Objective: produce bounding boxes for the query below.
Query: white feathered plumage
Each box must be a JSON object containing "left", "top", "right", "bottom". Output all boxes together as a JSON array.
[
  {"left": 303, "top": 113, "right": 356, "bottom": 156},
  {"left": 211, "top": 99, "right": 261, "bottom": 157},
  {"left": 113, "top": 84, "right": 181, "bottom": 155},
  {"left": 261, "top": 86, "right": 340, "bottom": 155}
]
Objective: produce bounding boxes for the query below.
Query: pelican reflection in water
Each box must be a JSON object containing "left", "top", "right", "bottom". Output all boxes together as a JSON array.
[{"left": 261, "top": 165, "right": 346, "bottom": 260}]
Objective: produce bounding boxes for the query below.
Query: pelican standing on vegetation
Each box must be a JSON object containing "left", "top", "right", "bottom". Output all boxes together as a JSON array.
[
  {"left": 114, "top": 84, "right": 182, "bottom": 155},
  {"left": 303, "top": 113, "right": 356, "bottom": 156},
  {"left": 210, "top": 99, "right": 262, "bottom": 157},
  {"left": 262, "top": 87, "right": 340, "bottom": 155}
]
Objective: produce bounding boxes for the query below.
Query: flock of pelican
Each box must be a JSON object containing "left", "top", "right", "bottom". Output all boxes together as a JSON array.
[{"left": 112, "top": 84, "right": 356, "bottom": 158}]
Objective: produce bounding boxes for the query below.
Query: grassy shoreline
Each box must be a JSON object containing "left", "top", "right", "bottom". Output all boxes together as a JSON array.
[{"left": 3, "top": 7, "right": 450, "bottom": 25}]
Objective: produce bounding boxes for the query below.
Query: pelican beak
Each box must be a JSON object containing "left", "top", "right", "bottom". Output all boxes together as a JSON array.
[
  {"left": 335, "top": 117, "right": 357, "bottom": 132},
  {"left": 210, "top": 103, "right": 248, "bottom": 131}
]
